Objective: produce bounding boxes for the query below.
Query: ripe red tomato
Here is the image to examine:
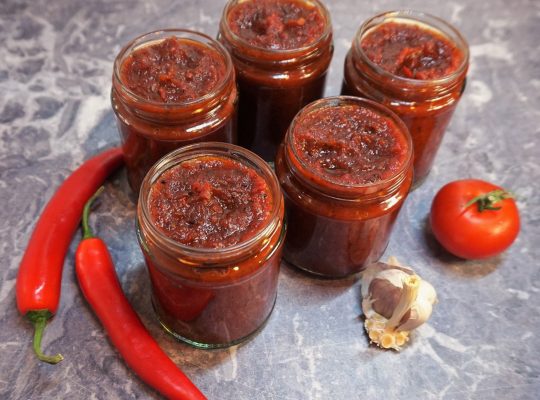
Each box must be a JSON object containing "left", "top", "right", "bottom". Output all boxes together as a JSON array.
[{"left": 429, "top": 179, "right": 520, "bottom": 260}]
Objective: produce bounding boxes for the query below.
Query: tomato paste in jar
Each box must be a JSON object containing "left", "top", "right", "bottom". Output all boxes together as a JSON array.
[
  {"left": 148, "top": 156, "right": 273, "bottom": 248},
  {"left": 138, "top": 143, "right": 285, "bottom": 348},
  {"left": 342, "top": 11, "right": 469, "bottom": 187},
  {"left": 291, "top": 104, "right": 409, "bottom": 186},
  {"left": 112, "top": 30, "right": 238, "bottom": 193},
  {"left": 219, "top": 0, "right": 333, "bottom": 161},
  {"left": 227, "top": 0, "right": 325, "bottom": 50},
  {"left": 276, "top": 96, "right": 413, "bottom": 278},
  {"left": 361, "top": 22, "right": 463, "bottom": 80},
  {"left": 120, "top": 37, "right": 227, "bottom": 103}
]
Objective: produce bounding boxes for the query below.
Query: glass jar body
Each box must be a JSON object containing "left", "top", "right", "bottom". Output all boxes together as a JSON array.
[
  {"left": 341, "top": 11, "right": 469, "bottom": 187},
  {"left": 137, "top": 143, "right": 285, "bottom": 348},
  {"left": 275, "top": 97, "right": 413, "bottom": 278},
  {"left": 111, "top": 30, "right": 238, "bottom": 193},
  {"left": 218, "top": 0, "right": 333, "bottom": 161}
]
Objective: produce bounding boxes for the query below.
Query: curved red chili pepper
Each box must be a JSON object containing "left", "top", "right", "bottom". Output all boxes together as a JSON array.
[
  {"left": 75, "top": 189, "right": 207, "bottom": 400},
  {"left": 16, "top": 147, "right": 124, "bottom": 364}
]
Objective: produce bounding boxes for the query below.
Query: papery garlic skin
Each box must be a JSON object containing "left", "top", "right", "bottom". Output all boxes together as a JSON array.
[
  {"left": 398, "top": 280, "right": 437, "bottom": 331},
  {"left": 360, "top": 261, "right": 413, "bottom": 299},
  {"left": 360, "top": 258, "right": 438, "bottom": 351}
]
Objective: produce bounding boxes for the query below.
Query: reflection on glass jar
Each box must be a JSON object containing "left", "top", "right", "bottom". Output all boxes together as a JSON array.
[
  {"left": 218, "top": 0, "right": 333, "bottom": 161},
  {"left": 112, "top": 29, "right": 238, "bottom": 193},
  {"left": 342, "top": 11, "right": 469, "bottom": 187},
  {"left": 137, "top": 143, "right": 285, "bottom": 348},
  {"left": 276, "top": 96, "right": 413, "bottom": 278}
]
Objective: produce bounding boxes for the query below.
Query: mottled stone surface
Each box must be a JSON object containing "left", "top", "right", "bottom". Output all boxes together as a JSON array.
[{"left": 1, "top": 0, "right": 539, "bottom": 399}]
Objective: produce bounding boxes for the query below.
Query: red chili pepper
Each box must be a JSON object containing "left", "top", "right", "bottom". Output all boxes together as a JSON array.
[
  {"left": 16, "top": 147, "right": 123, "bottom": 364},
  {"left": 75, "top": 189, "right": 207, "bottom": 400}
]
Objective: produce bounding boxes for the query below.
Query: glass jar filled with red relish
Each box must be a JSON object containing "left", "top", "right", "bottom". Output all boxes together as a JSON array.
[
  {"left": 218, "top": 0, "right": 333, "bottom": 161},
  {"left": 275, "top": 96, "right": 413, "bottom": 278},
  {"left": 112, "top": 30, "right": 238, "bottom": 193},
  {"left": 137, "top": 142, "right": 285, "bottom": 348},
  {"left": 342, "top": 11, "right": 469, "bottom": 187}
]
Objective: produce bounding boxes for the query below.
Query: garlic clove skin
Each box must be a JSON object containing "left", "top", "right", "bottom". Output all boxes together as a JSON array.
[
  {"left": 376, "top": 268, "right": 413, "bottom": 288},
  {"left": 397, "top": 298, "right": 432, "bottom": 331},
  {"left": 360, "top": 262, "right": 414, "bottom": 298},
  {"left": 397, "top": 279, "right": 437, "bottom": 332},
  {"left": 419, "top": 278, "right": 438, "bottom": 305},
  {"left": 368, "top": 277, "right": 402, "bottom": 319},
  {"left": 365, "top": 269, "right": 414, "bottom": 320}
]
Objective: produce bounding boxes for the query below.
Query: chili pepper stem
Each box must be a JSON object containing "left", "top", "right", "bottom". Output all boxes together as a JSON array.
[
  {"left": 82, "top": 187, "right": 105, "bottom": 240},
  {"left": 26, "top": 310, "right": 64, "bottom": 364}
]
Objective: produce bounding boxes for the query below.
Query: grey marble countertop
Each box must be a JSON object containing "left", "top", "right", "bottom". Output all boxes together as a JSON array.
[{"left": 1, "top": 0, "right": 539, "bottom": 399}]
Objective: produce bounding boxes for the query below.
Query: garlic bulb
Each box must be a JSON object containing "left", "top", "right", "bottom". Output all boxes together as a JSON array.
[{"left": 360, "top": 257, "right": 437, "bottom": 351}]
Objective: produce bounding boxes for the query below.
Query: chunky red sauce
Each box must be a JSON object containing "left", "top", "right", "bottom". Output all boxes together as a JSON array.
[
  {"left": 120, "top": 37, "right": 227, "bottom": 103},
  {"left": 148, "top": 156, "right": 272, "bottom": 248},
  {"left": 227, "top": 0, "right": 325, "bottom": 50},
  {"left": 361, "top": 21, "right": 463, "bottom": 80},
  {"left": 291, "top": 104, "right": 409, "bottom": 185}
]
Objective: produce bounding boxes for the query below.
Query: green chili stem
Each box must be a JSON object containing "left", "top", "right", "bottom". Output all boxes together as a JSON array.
[
  {"left": 82, "top": 187, "right": 105, "bottom": 240},
  {"left": 27, "top": 310, "right": 63, "bottom": 364}
]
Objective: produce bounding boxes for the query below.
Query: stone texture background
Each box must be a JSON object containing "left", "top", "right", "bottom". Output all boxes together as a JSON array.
[{"left": 1, "top": 0, "right": 539, "bottom": 399}]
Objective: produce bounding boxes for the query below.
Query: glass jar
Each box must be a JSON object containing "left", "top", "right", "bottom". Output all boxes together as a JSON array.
[
  {"left": 275, "top": 96, "right": 413, "bottom": 278},
  {"left": 342, "top": 10, "right": 469, "bottom": 187},
  {"left": 218, "top": 0, "right": 333, "bottom": 161},
  {"left": 112, "top": 29, "right": 238, "bottom": 193},
  {"left": 137, "top": 142, "right": 285, "bottom": 348}
]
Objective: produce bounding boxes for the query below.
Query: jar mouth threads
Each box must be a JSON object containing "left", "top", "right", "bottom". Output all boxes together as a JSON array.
[
  {"left": 138, "top": 142, "right": 284, "bottom": 265},
  {"left": 284, "top": 96, "right": 413, "bottom": 199},
  {"left": 353, "top": 10, "right": 469, "bottom": 88},
  {"left": 113, "top": 29, "right": 235, "bottom": 110}
]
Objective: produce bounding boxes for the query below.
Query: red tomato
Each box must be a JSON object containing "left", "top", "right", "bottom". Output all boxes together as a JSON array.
[{"left": 429, "top": 179, "right": 520, "bottom": 260}]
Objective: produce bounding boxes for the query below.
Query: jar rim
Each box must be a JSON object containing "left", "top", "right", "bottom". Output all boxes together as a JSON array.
[
  {"left": 285, "top": 96, "right": 413, "bottom": 195},
  {"left": 113, "top": 29, "right": 234, "bottom": 108},
  {"left": 219, "top": 0, "right": 332, "bottom": 59},
  {"left": 138, "top": 142, "right": 283, "bottom": 259},
  {"left": 354, "top": 10, "right": 470, "bottom": 87}
]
